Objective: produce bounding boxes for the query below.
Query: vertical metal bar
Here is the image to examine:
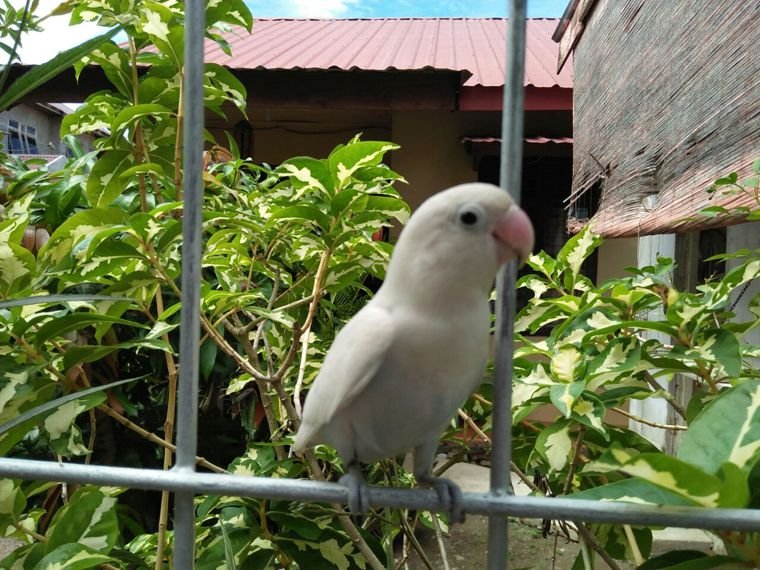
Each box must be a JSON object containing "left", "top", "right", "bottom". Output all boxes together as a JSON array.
[
  {"left": 488, "top": 1, "right": 527, "bottom": 569},
  {"left": 173, "top": 0, "right": 206, "bottom": 567}
]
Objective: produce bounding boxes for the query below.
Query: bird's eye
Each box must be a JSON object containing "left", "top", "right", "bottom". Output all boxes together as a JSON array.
[
  {"left": 455, "top": 204, "right": 485, "bottom": 230},
  {"left": 460, "top": 210, "right": 478, "bottom": 225}
]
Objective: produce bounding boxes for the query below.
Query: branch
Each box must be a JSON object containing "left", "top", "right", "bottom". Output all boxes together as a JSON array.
[
  {"left": 642, "top": 372, "right": 687, "bottom": 419},
  {"left": 611, "top": 407, "right": 687, "bottom": 430},
  {"left": 97, "top": 404, "right": 227, "bottom": 474}
]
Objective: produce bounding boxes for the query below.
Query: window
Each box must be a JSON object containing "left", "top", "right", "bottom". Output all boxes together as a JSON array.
[{"left": 4, "top": 119, "right": 38, "bottom": 154}]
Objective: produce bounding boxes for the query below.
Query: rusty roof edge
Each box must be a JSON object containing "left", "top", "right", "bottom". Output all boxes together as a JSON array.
[{"left": 551, "top": 0, "right": 580, "bottom": 42}]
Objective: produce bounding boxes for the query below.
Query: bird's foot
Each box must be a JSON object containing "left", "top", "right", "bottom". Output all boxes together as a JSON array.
[
  {"left": 339, "top": 464, "right": 369, "bottom": 515},
  {"left": 417, "top": 474, "right": 465, "bottom": 523}
]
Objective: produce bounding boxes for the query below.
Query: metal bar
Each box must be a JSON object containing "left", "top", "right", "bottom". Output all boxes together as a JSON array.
[
  {"left": 1, "top": 458, "right": 759, "bottom": 532},
  {"left": 489, "top": 1, "right": 527, "bottom": 568},
  {"left": 173, "top": 0, "right": 206, "bottom": 567}
]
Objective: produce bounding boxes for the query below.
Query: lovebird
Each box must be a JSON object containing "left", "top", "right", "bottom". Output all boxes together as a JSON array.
[{"left": 293, "top": 182, "right": 535, "bottom": 521}]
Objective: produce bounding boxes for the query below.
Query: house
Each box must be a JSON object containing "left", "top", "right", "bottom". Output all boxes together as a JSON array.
[
  {"left": 553, "top": 0, "right": 759, "bottom": 449},
  {"left": 11, "top": 18, "right": 574, "bottom": 262},
  {"left": 0, "top": 102, "right": 97, "bottom": 158}
]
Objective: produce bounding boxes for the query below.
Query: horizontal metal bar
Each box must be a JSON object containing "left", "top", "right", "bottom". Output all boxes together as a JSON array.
[{"left": 1, "top": 458, "right": 758, "bottom": 531}]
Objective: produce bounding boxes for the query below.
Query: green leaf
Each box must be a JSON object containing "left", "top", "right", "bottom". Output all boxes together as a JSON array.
[
  {"left": 200, "top": 338, "right": 218, "bottom": 380},
  {"left": 86, "top": 150, "right": 135, "bottom": 207},
  {"left": 111, "top": 103, "right": 174, "bottom": 134},
  {"left": 678, "top": 380, "right": 760, "bottom": 474},
  {"left": 206, "top": 0, "right": 253, "bottom": 30},
  {"left": 362, "top": 195, "right": 410, "bottom": 224},
  {"left": 0, "top": 375, "right": 146, "bottom": 437},
  {"left": 525, "top": 250, "right": 556, "bottom": 277},
  {"left": 621, "top": 453, "right": 726, "bottom": 508},
  {"left": 550, "top": 346, "right": 585, "bottom": 383},
  {"left": 584, "top": 319, "right": 679, "bottom": 340},
  {"left": 276, "top": 157, "right": 332, "bottom": 195},
  {"left": 328, "top": 140, "right": 399, "bottom": 190},
  {"left": 63, "top": 339, "right": 171, "bottom": 370},
  {"left": 318, "top": 538, "right": 351, "bottom": 570},
  {"left": 0, "top": 28, "right": 121, "bottom": 112},
  {"left": 0, "top": 242, "right": 35, "bottom": 294},
  {"left": 638, "top": 551, "right": 744, "bottom": 570},
  {"left": 34, "top": 312, "right": 148, "bottom": 346},
  {"left": 46, "top": 487, "right": 120, "bottom": 555},
  {"left": 550, "top": 381, "right": 585, "bottom": 418},
  {"left": 0, "top": 479, "right": 24, "bottom": 526},
  {"left": 571, "top": 478, "right": 698, "bottom": 506},
  {"left": 535, "top": 421, "right": 573, "bottom": 472},
  {"left": 557, "top": 226, "right": 602, "bottom": 286},
  {"left": 586, "top": 337, "right": 641, "bottom": 379},
  {"left": 119, "top": 162, "right": 167, "bottom": 179},
  {"left": 37, "top": 208, "right": 128, "bottom": 266},
  {"left": 34, "top": 543, "right": 117, "bottom": 570},
  {"left": 269, "top": 205, "right": 331, "bottom": 232},
  {"left": 685, "top": 329, "right": 742, "bottom": 378}
]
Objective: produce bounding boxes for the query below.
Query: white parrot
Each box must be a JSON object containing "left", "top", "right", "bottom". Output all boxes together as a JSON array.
[{"left": 293, "top": 182, "right": 535, "bottom": 521}]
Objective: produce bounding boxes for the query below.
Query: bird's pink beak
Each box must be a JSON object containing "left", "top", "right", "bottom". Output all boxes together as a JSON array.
[{"left": 492, "top": 205, "right": 535, "bottom": 265}]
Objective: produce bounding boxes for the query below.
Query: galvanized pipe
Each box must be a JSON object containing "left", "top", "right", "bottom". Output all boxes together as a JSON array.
[
  {"left": 173, "top": 0, "right": 206, "bottom": 566},
  {"left": 489, "top": 0, "right": 527, "bottom": 568},
  {"left": 1, "top": 458, "right": 758, "bottom": 532}
]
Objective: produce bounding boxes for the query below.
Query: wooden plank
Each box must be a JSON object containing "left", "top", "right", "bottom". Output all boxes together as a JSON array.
[
  {"left": 556, "top": 0, "right": 598, "bottom": 73},
  {"left": 569, "top": 0, "right": 759, "bottom": 237}
]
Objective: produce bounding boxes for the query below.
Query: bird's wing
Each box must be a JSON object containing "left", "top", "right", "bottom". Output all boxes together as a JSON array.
[{"left": 294, "top": 304, "right": 394, "bottom": 450}]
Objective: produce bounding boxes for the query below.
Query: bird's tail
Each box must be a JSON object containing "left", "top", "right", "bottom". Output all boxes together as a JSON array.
[{"left": 291, "top": 423, "right": 315, "bottom": 456}]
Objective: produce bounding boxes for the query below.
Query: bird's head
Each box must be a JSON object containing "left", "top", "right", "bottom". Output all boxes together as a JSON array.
[{"left": 385, "top": 183, "right": 535, "bottom": 297}]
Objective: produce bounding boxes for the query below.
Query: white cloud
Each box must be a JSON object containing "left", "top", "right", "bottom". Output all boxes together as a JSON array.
[
  {"left": 247, "top": 0, "right": 361, "bottom": 19},
  {"left": 9, "top": 0, "right": 105, "bottom": 64},
  {"left": 288, "top": 0, "right": 359, "bottom": 18}
]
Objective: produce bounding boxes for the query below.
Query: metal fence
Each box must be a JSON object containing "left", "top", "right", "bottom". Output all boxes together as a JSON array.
[{"left": 2, "top": 0, "right": 760, "bottom": 568}]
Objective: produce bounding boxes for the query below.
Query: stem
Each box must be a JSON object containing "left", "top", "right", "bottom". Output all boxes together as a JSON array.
[
  {"left": 294, "top": 250, "right": 332, "bottom": 417},
  {"left": 97, "top": 404, "right": 227, "bottom": 474},
  {"left": 612, "top": 407, "right": 687, "bottom": 430},
  {"left": 173, "top": 74, "right": 184, "bottom": 202},
  {"left": 623, "top": 524, "right": 644, "bottom": 566},
  {"left": 642, "top": 372, "right": 687, "bottom": 419},
  {"left": 13, "top": 521, "right": 46, "bottom": 542},
  {"left": 128, "top": 37, "right": 149, "bottom": 212},
  {"left": 576, "top": 523, "right": 622, "bottom": 570},
  {"left": 154, "top": 287, "right": 179, "bottom": 570},
  {"left": 457, "top": 408, "right": 490, "bottom": 443},
  {"left": 563, "top": 426, "right": 585, "bottom": 496},
  {"left": 431, "top": 513, "right": 451, "bottom": 570}
]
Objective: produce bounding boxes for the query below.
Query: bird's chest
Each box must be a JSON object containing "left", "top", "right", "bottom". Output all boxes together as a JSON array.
[{"left": 345, "top": 308, "right": 489, "bottom": 460}]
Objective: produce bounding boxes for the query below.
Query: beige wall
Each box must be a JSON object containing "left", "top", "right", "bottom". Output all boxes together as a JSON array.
[
  {"left": 391, "top": 110, "right": 481, "bottom": 210},
  {"left": 217, "top": 106, "right": 500, "bottom": 215},
  {"left": 596, "top": 237, "right": 638, "bottom": 284}
]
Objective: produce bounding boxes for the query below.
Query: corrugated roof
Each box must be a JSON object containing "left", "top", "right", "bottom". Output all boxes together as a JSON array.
[{"left": 205, "top": 19, "right": 571, "bottom": 88}]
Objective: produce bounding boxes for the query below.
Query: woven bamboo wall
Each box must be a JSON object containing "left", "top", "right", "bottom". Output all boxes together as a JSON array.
[{"left": 569, "top": 0, "right": 759, "bottom": 237}]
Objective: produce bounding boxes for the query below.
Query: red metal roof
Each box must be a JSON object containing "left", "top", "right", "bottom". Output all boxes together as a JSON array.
[{"left": 206, "top": 19, "right": 572, "bottom": 89}]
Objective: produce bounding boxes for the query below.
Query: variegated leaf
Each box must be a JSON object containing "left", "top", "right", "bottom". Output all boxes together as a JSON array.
[
  {"left": 536, "top": 421, "right": 573, "bottom": 472},
  {"left": 550, "top": 381, "right": 585, "bottom": 418},
  {"left": 678, "top": 379, "right": 760, "bottom": 473}
]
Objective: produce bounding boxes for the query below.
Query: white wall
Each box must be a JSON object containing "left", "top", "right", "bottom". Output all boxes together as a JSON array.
[
  {"left": 630, "top": 234, "right": 676, "bottom": 449},
  {"left": 727, "top": 222, "right": 760, "bottom": 353}
]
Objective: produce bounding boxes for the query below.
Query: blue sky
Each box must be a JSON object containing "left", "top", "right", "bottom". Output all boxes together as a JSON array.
[
  {"left": 15, "top": 0, "right": 568, "bottom": 63},
  {"left": 244, "top": 0, "right": 568, "bottom": 19}
]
